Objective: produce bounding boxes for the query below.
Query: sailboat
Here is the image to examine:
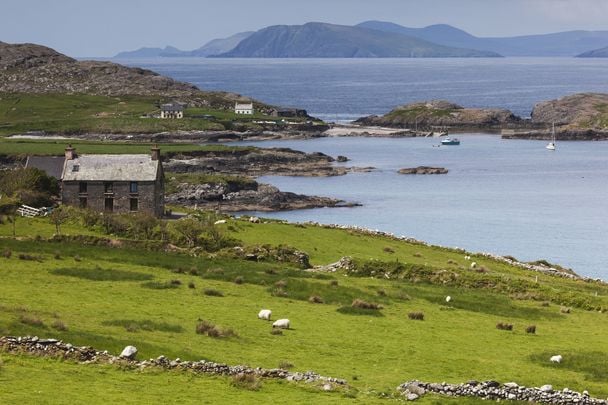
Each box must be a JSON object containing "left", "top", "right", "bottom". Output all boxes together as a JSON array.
[{"left": 546, "top": 123, "right": 556, "bottom": 150}]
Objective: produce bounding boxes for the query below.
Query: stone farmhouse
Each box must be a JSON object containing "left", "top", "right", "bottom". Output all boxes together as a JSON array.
[
  {"left": 234, "top": 102, "right": 254, "bottom": 115},
  {"left": 160, "top": 102, "right": 184, "bottom": 119},
  {"left": 27, "top": 146, "right": 165, "bottom": 217}
]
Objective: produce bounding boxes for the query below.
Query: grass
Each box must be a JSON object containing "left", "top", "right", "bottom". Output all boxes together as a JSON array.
[{"left": 0, "top": 219, "right": 607, "bottom": 403}]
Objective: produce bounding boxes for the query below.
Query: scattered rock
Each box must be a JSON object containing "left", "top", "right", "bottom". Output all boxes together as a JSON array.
[{"left": 398, "top": 166, "right": 448, "bottom": 175}]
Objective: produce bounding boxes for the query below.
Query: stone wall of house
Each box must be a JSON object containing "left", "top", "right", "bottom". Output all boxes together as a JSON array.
[{"left": 62, "top": 180, "right": 161, "bottom": 216}]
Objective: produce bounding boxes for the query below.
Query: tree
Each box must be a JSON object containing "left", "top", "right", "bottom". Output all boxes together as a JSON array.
[
  {"left": 172, "top": 217, "right": 205, "bottom": 247},
  {"left": 48, "top": 206, "right": 70, "bottom": 235}
]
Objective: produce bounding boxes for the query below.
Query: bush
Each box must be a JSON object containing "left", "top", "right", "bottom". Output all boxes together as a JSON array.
[
  {"left": 496, "top": 322, "right": 513, "bottom": 331},
  {"left": 383, "top": 246, "right": 395, "bottom": 254},
  {"left": 19, "top": 315, "right": 45, "bottom": 327},
  {"left": 51, "top": 320, "right": 68, "bottom": 331},
  {"left": 275, "top": 279, "right": 287, "bottom": 288},
  {"left": 540, "top": 302, "right": 550, "bottom": 307},
  {"left": 329, "top": 280, "right": 339, "bottom": 287},
  {"left": 377, "top": 289, "right": 387, "bottom": 297},
  {"left": 2, "top": 249, "right": 11, "bottom": 259},
  {"left": 188, "top": 281, "right": 196, "bottom": 289},
  {"left": 230, "top": 373, "right": 261, "bottom": 391},
  {"left": 278, "top": 360, "right": 294, "bottom": 369},
  {"left": 264, "top": 268, "right": 277, "bottom": 275},
  {"left": 195, "top": 319, "right": 236, "bottom": 338},
  {"left": 203, "top": 289, "right": 224, "bottom": 297},
  {"left": 53, "top": 251, "right": 61, "bottom": 260},
  {"left": 234, "top": 276, "right": 244, "bottom": 285},
  {"left": 526, "top": 325, "right": 537, "bottom": 334},
  {"left": 74, "top": 255, "right": 82, "bottom": 262},
  {"left": 169, "top": 279, "right": 182, "bottom": 286},
  {"left": 189, "top": 267, "right": 199, "bottom": 276},
  {"left": 308, "top": 295, "right": 324, "bottom": 304},
  {"left": 408, "top": 312, "right": 425, "bottom": 321},
  {"left": 351, "top": 299, "right": 383, "bottom": 310}
]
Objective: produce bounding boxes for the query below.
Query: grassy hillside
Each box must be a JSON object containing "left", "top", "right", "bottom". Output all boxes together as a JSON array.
[
  {"left": 0, "top": 216, "right": 607, "bottom": 404},
  {"left": 0, "top": 93, "right": 311, "bottom": 136}
]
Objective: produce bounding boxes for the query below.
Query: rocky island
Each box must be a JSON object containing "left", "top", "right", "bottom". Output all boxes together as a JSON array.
[{"left": 398, "top": 166, "right": 448, "bottom": 175}]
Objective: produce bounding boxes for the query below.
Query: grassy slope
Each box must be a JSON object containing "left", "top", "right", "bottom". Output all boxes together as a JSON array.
[
  {"left": 0, "top": 218, "right": 607, "bottom": 403},
  {"left": 0, "top": 93, "right": 310, "bottom": 136}
]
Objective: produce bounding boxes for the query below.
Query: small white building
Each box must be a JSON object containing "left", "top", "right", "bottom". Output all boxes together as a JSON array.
[
  {"left": 160, "top": 103, "right": 184, "bottom": 119},
  {"left": 235, "top": 102, "right": 254, "bottom": 115}
]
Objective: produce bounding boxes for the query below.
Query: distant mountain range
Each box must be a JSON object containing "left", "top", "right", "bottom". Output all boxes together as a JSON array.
[{"left": 113, "top": 21, "right": 608, "bottom": 58}]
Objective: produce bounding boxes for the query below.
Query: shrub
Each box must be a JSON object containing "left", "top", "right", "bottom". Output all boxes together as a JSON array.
[
  {"left": 383, "top": 246, "right": 395, "bottom": 254},
  {"left": 278, "top": 360, "right": 294, "bottom": 369},
  {"left": 141, "top": 281, "right": 179, "bottom": 290},
  {"left": 51, "top": 320, "right": 68, "bottom": 331},
  {"left": 264, "top": 268, "right": 277, "bottom": 275},
  {"left": 173, "top": 267, "right": 185, "bottom": 274},
  {"left": 19, "top": 315, "right": 45, "bottom": 327},
  {"left": 377, "top": 289, "right": 387, "bottom": 297},
  {"left": 189, "top": 267, "right": 199, "bottom": 276},
  {"left": 2, "top": 249, "right": 11, "bottom": 259},
  {"left": 270, "top": 329, "right": 283, "bottom": 335},
  {"left": 540, "top": 301, "right": 550, "bottom": 307},
  {"left": 53, "top": 251, "right": 61, "bottom": 260},
  {"left": 275, "top": 279, "right": 287, "bottom": 288},
  {"left": 526, "top": 325, "right": 537, "bottom": 334},
  {"left": 351, "top": 299, "right": 383, "bottom": 310},
  {"left": 203, "top": 289, "right": 224, "bottom": 297},
  {"left": 234, "top": 276, "right": 244, "bottom": 285},
  {"left": 188, "top": 281, "right": 196, "bottom": 289},
  {"left": 230, "top": 373, "right": 261, "bottom": 391},
  {"left": 496, "top": 322, "right": 513, "bottom": 331},
  {"left": 195, "top": 319, "right": 236, "bottom": 338},
  {"left": 18, "top": 253, "right": 42, "bottom": 261},
  {"left": 408, "top": 312, "right": 425, "bottom": 321},
  {"left": 169, "top": 279, "right": 182, "bottom": 286},
  {"left": 308, "top": 295, "right": 324, "bottom": 304},
  {"left": 74, "top": 255, "right": 82, "bottom": 262},
  {"left": 329, "top": 280, "right": 339, "bottom": 287}
]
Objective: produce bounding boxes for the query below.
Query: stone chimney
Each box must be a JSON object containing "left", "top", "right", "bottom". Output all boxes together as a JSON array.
[
  {"left": 65, "top": 144, "right": 76, "bottom": 160},
  {"left": 151, "top": 145, "right": 160, "bottom": 161}
]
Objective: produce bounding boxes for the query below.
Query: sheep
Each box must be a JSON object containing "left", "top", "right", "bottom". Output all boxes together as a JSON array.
[
  {"left": 470, "top": 262, "right": 477, "bottom": 269},
  {"left": 258, "top": 309, "right": 272, "bottom": 321},
  {"left": 272, "top": 319, "right": 290, "bottom": 329},
  {"left": 464, "top": 255, "right": 471, "bottom": 260},
  {"left": 445, "top": 295, "right": 452, "bottom": 303},
  {"left": 550, "top": 355, "right": 562, "bottom": 363},
  {"left": 214, "top": 219, "right": 227, "bottom": 225}
]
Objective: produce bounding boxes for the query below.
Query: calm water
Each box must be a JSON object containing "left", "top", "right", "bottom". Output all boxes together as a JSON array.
[
  {"left": 118, "top": 57, "right": 608, "bottom": 277},
  {"left": 119, "top": 57, "right": 608, "bottom": 121},
  {"left": 233, "top": 136, "right": 608, "bottom": 279}
]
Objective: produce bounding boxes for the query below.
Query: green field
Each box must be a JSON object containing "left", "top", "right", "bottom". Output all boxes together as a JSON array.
[
  {"left": 0, "top": 216, "right": 607, "bottom": 404},
  {"left": 0, "top": 93, "right": 318, "bottom": 137}
]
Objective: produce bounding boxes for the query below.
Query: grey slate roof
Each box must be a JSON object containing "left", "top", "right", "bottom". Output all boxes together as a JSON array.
[
  {"left": 161, "top": 103, "right": 184, "bottom": 112},
  {"left": 25, "top": 156, "right": 65, "bottom": 179},
  {"left": 62, "top": 154, "right": 159, "bottom": 182}
]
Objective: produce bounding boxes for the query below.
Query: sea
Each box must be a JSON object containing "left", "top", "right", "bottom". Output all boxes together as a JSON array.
[{"left": 118, "top": 57, "right": 608, "bottom": 278}]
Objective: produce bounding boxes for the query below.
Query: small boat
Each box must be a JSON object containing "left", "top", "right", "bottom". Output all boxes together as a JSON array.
[
  {"left": 441, "top": 137, "right": 460, "bottom": 145},
  {"left": 546, "top": 122, "right": 556, "bottom": 150}
]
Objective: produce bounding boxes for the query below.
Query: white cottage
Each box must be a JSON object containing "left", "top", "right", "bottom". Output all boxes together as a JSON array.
[
  {"left": 160, "top": 103, "right": 184, "bottom": 119},
  {"left": 234, "top": 102, "right": 254, "bottom": 115}
]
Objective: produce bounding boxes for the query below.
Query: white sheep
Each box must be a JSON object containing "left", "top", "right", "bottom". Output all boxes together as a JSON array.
[
  {"left": 258, "top": 309, "right": 272, "bottom": 321},
  {"left": 464, "top": 255, "right": 471, "bottom": 260},
  {"left": 272, "top": 319, "right": 290, "bottom": 329},
  {"left": 445, "top": 296, "right": 452, "bottom": 303},
  {"left": 550, "top": 355, "right": 562, "bottom": 363},
  {"left": 214, "top": 219, "right": 227, "bottom": 225},
  {"left": 470, "top": 262, "right": 477, "bottom": 269}
]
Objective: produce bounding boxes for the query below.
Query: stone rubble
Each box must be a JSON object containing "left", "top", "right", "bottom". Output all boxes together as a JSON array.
[
  {"left": 397, "top": 380, "right": 608, "bottom": 404},
  {"left": 0, "top": 336, "right": 347, "bottom": 387}
]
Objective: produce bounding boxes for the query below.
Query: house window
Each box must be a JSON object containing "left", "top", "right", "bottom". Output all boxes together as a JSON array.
[
  {"left": 104, "top": 182, "right": 113, "bottom": 193},
  {"left": 130, "top": 198, "right": 138, "bottom": 211},
  {"left": 79, "top": 182, "right": 87, "bottom": 193},
  {"left": 79, "top": 197, "right": 87, "bottom": 208},
  {"left": 104, "top": 198, "right": 113, "bottom": 213},
  {"left": 130, "top": 182, "right": 138, "bottom": 193}
]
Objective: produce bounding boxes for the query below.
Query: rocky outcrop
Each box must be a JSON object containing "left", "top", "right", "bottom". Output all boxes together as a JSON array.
[
  {"left": 164, "top": 147, "right": 350, "bottom": 177},
  {"left": 355, "top": 100, "right": 521, "bottom": 131},
  {"left": 398, "top": 166, "right": 448, "bottom": 175},
  {"left": 0, "top": 336, "right": 347, "bottom": 387},
  {"left": 0, "top": 42, "right": 264, "bottom": 110},
  {"left": 398, "top": 380, "right": 607, "bottom": 404},
  {"left": 166, "top": 182, "right": 356, "bottom": 212},
  {"left": 531, "top": 93, "right": 608, "bottom": 129}
]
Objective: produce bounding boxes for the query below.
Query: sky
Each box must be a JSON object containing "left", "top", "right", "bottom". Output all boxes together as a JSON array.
[{"left": 2, "top": 0, "right": 608, "bottom": 57}]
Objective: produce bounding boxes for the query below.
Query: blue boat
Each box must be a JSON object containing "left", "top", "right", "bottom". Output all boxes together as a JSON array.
[{"left": 441, "top": 137, "right": 460, "bottom": 145}]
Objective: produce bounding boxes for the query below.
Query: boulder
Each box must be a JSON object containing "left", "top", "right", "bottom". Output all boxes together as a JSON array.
[{"left": 120, "top": 345, "right": 138, "bottom": 359}]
